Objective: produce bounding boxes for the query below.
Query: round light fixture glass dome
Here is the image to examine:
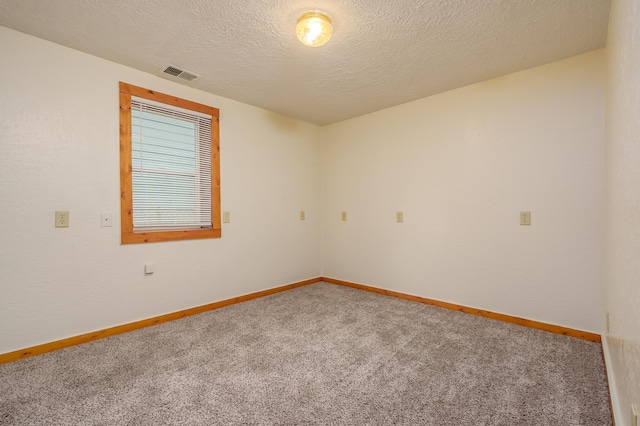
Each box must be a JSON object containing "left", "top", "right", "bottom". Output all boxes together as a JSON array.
[{"left": 296, "top": 11, "right": 332, "bottom": 47}]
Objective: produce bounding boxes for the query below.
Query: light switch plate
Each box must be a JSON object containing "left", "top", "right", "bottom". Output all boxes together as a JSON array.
[
  {"left": 223, "top": 211, "right": 230, "bottom": 223},
  {"left": 396, "top": 212, "right": 404, "bottom": 223},
  {"left": 520, "top": 211, "right": 531, "bottom": 226},
  {"left": 300, "top": 210, "right": 306, "bottom": 220},
  {"left": 341, "top": 211, "right": 347, "bottom": 221}
]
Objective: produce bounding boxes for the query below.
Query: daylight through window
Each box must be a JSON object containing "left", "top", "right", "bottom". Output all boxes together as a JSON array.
[{"left": 119, "top": 82, "right": 221, "bottom": 244}]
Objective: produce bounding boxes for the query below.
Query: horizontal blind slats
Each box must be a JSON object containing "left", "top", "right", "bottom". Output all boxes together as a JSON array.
[{"left": 131, "top": 98, "right": 212, "bottom": 231}]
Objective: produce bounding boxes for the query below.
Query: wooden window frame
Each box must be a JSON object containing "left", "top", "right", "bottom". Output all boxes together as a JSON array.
[{"left": 119, "top": 82, "right": 221, "bottom": 244}]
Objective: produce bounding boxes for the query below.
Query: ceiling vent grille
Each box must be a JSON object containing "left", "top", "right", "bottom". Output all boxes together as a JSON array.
[{"left": 160, "top": 64, "right": 200, "bottom": 82}]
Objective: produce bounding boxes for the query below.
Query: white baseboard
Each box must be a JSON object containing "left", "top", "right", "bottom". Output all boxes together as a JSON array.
[{"left": 601, "top": 336, "right": 622, "bottom": 425}]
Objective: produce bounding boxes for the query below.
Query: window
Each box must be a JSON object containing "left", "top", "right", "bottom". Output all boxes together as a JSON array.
[{"left": 119, "top": 82, "right": 221, "bottom": 244}]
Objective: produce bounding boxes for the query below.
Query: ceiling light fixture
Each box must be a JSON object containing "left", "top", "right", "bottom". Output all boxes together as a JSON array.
[{"left": 296, "top": 11, "right": 332, "bottom": 47}]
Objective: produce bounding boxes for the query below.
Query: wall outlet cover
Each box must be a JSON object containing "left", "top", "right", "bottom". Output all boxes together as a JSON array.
[{"left": 55, "top": 211, "right": 69, "bottom": 228}]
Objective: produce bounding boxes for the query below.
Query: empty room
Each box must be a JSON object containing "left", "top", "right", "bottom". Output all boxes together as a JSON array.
[{"left": 0, "top": 0, "right": 638, "bottom": 425}]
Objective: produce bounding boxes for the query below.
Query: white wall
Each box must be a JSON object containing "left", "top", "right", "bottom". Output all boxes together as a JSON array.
[
  {"left": 604, "top": 0, "right": 640, "bottom": 423},
  {"left": 321, "top": 50, "right": 605, "bottom": 333},
  {"left": 0, "top": 23, "right": 611, "bottom": 366},
  {"left": 0, "top": 27, "right": 322, "bottom": 354}
]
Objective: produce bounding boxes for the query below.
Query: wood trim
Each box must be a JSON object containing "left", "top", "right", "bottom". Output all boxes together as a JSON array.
[
  {"left": 321, "top": 277, "right": 602, "bottom": 343},
  {"left": 1, "top": 276, "right": 602, "bottom": 364},
  {"left": 119, "top": 89, "right": 133, "bottom": 237},
  {"left": 211, "top": 114, "right": 221, "bottom": 231},
  {"left": 122, "top": 228, "right": 222, "bottom": 244},
  {"left": 0, "top": 277, "right": 322, "bottom": 365},
  {"left": 118, "top": 81, "right": 221, "bottom": 245},
  {"left": 119, "top": 82, "right": 219, "bottom": 118}
]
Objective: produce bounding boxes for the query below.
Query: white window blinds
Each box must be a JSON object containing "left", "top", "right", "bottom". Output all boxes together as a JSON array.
[{"left": 131, "top": 96, "right": 212, "bottom": 232}]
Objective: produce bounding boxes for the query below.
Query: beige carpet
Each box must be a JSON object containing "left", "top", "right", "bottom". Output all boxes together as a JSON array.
[{"left": 0, "top": 282, "right": 612, "bottom": 425}]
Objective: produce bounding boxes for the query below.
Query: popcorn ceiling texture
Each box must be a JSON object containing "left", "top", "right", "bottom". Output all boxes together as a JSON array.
[{"left": 0, "top": 0, "right": 610, "bottom": 125}]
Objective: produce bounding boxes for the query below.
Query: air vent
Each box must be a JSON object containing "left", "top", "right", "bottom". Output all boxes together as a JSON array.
[{"left": 160, "top": 64, "right": 200, "bottom": 82}]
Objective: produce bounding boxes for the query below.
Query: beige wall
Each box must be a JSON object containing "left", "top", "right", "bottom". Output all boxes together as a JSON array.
[
  {"left": 604, "top": 0, "right": 640, "bottom": 424},
  {"left": 4, "top": 16, "right": 633, "bottom": 425},
  {"left": 321, "top": 50, "right": 605, "bottom": 333},
  {"left": 0, "top": 26, "right": 322, "bottom": 354}
]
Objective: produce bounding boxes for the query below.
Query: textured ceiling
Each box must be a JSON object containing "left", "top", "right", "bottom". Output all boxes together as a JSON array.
[{"left": 0, "top": 0, "right": 611, "bottom": 125}]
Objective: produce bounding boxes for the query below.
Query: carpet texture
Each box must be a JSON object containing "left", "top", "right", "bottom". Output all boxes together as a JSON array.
[{"left": 0, "top": 282, "right": 612, "bottom": 425}]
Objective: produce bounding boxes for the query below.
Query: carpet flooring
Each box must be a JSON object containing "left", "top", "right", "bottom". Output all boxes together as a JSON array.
[{"left": 0, "top": 282, "right": 612, "bottom": 425}]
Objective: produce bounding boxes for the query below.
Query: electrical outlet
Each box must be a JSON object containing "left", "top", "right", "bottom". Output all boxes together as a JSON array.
[
  {"left": 520, "top": 211, "right": 531, "bottom": 226},
  {"left": 55, "top": 211, "right": 69, "bottom": 228},
  {"left": 300, "top": 210, "right": 306, "bottom": 220},
  {"left": 223, "top": 211, "right": 230, "bottom": 223},
  {"left": 341, "top": 211, "right": 347, "bottom": 221},
  {"left": 396, "top": 212, "right": 404, "bottom": 223}
]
